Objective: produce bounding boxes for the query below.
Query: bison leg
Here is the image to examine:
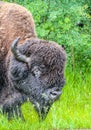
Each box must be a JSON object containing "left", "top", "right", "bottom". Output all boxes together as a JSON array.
[{"left": 2, "top": 92, "right": 27, "bottom": 120}]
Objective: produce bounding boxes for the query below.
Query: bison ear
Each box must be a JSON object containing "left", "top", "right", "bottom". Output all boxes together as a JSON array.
[{"left": 11, "top": 37, "right": 30, "bottom": 66}]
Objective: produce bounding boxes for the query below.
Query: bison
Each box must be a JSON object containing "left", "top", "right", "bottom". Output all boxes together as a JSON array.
[{"left": 0, "top": 2, "right": 66, "bottom": 120}]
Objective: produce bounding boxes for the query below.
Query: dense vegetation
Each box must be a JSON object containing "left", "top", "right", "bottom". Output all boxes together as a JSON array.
[
  {"left": 4, "top": 0, "right": 91, "bottom": 72},
  {"left": 1, "top": 0, "right": 91, "bottom": 129}
]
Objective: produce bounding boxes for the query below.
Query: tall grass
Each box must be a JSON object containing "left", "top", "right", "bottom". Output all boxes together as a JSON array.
[{"left": 0, "top": 70, "right": 91, "bottom": 129}]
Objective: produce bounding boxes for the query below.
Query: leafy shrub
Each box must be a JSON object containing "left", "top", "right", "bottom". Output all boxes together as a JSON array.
[{"left": 3, "top": 0, "right": 91, "bottom": 72}]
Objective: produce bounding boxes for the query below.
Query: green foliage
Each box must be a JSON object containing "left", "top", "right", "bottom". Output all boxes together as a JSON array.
[{"left": 3, "top": 0, "right": 91, "bottom": 72}]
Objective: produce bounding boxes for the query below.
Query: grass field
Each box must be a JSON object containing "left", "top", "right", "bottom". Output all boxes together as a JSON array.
[{"left": 0, "top": 69, "right": 91, "bottom": 130}]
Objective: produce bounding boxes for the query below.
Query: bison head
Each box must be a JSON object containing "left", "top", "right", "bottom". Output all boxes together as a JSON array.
[{"left": 9, "top": 37, "right": 66, "bottom": 120}]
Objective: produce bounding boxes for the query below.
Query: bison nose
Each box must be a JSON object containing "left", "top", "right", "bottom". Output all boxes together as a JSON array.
[{"left": 50, "top": 88, "right": 62, "bottom": 101}]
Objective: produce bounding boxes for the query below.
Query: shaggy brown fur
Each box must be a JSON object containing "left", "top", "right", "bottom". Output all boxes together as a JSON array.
[{"left": 0, "top": 2, "right": 36, "bottom": 55}]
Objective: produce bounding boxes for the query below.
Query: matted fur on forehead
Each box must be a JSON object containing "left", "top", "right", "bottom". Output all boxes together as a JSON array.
[
  {"left": 19, "top": 38, "right": 66, "bottom": 85},
  {"left": 19, "top": 38, "right": 66, "bottom": 67}
]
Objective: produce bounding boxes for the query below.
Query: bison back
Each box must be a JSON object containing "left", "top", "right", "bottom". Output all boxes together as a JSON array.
[{"left": 0, "top": 2, "right": 36, "bottom": 60}]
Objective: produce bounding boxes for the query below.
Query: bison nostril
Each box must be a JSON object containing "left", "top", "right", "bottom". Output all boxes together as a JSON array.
[
  {"left": 50, "top": 91, "right": 57, "bottom": 100},
  {"left": 50, "top": 91, "right": 57, "bottom": 96},
  {"left": 50, "top": 89, "right": 62, "bottom": 100}
]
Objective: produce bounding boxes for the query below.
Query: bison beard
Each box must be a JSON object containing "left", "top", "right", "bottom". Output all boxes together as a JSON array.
[{"left": 0, "top": 2, "right": 66, "bottom": 120}]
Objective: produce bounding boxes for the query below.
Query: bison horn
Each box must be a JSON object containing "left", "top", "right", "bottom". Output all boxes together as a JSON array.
[{"left": 11, "top": 37, "right": 30, "bottom": 63}]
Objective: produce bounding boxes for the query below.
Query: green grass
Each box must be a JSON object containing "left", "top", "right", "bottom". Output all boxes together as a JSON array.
[{"left": 0, "top": 70, "right": 91, "bottom": 130}]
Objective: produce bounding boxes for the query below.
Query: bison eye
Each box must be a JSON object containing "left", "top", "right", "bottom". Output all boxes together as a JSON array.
[
  {"left": 31, "top": 64, "right": 46, "bottom": 78},
  {"left": 31, "top": 66, "right": 41, "bottom": 78}
]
